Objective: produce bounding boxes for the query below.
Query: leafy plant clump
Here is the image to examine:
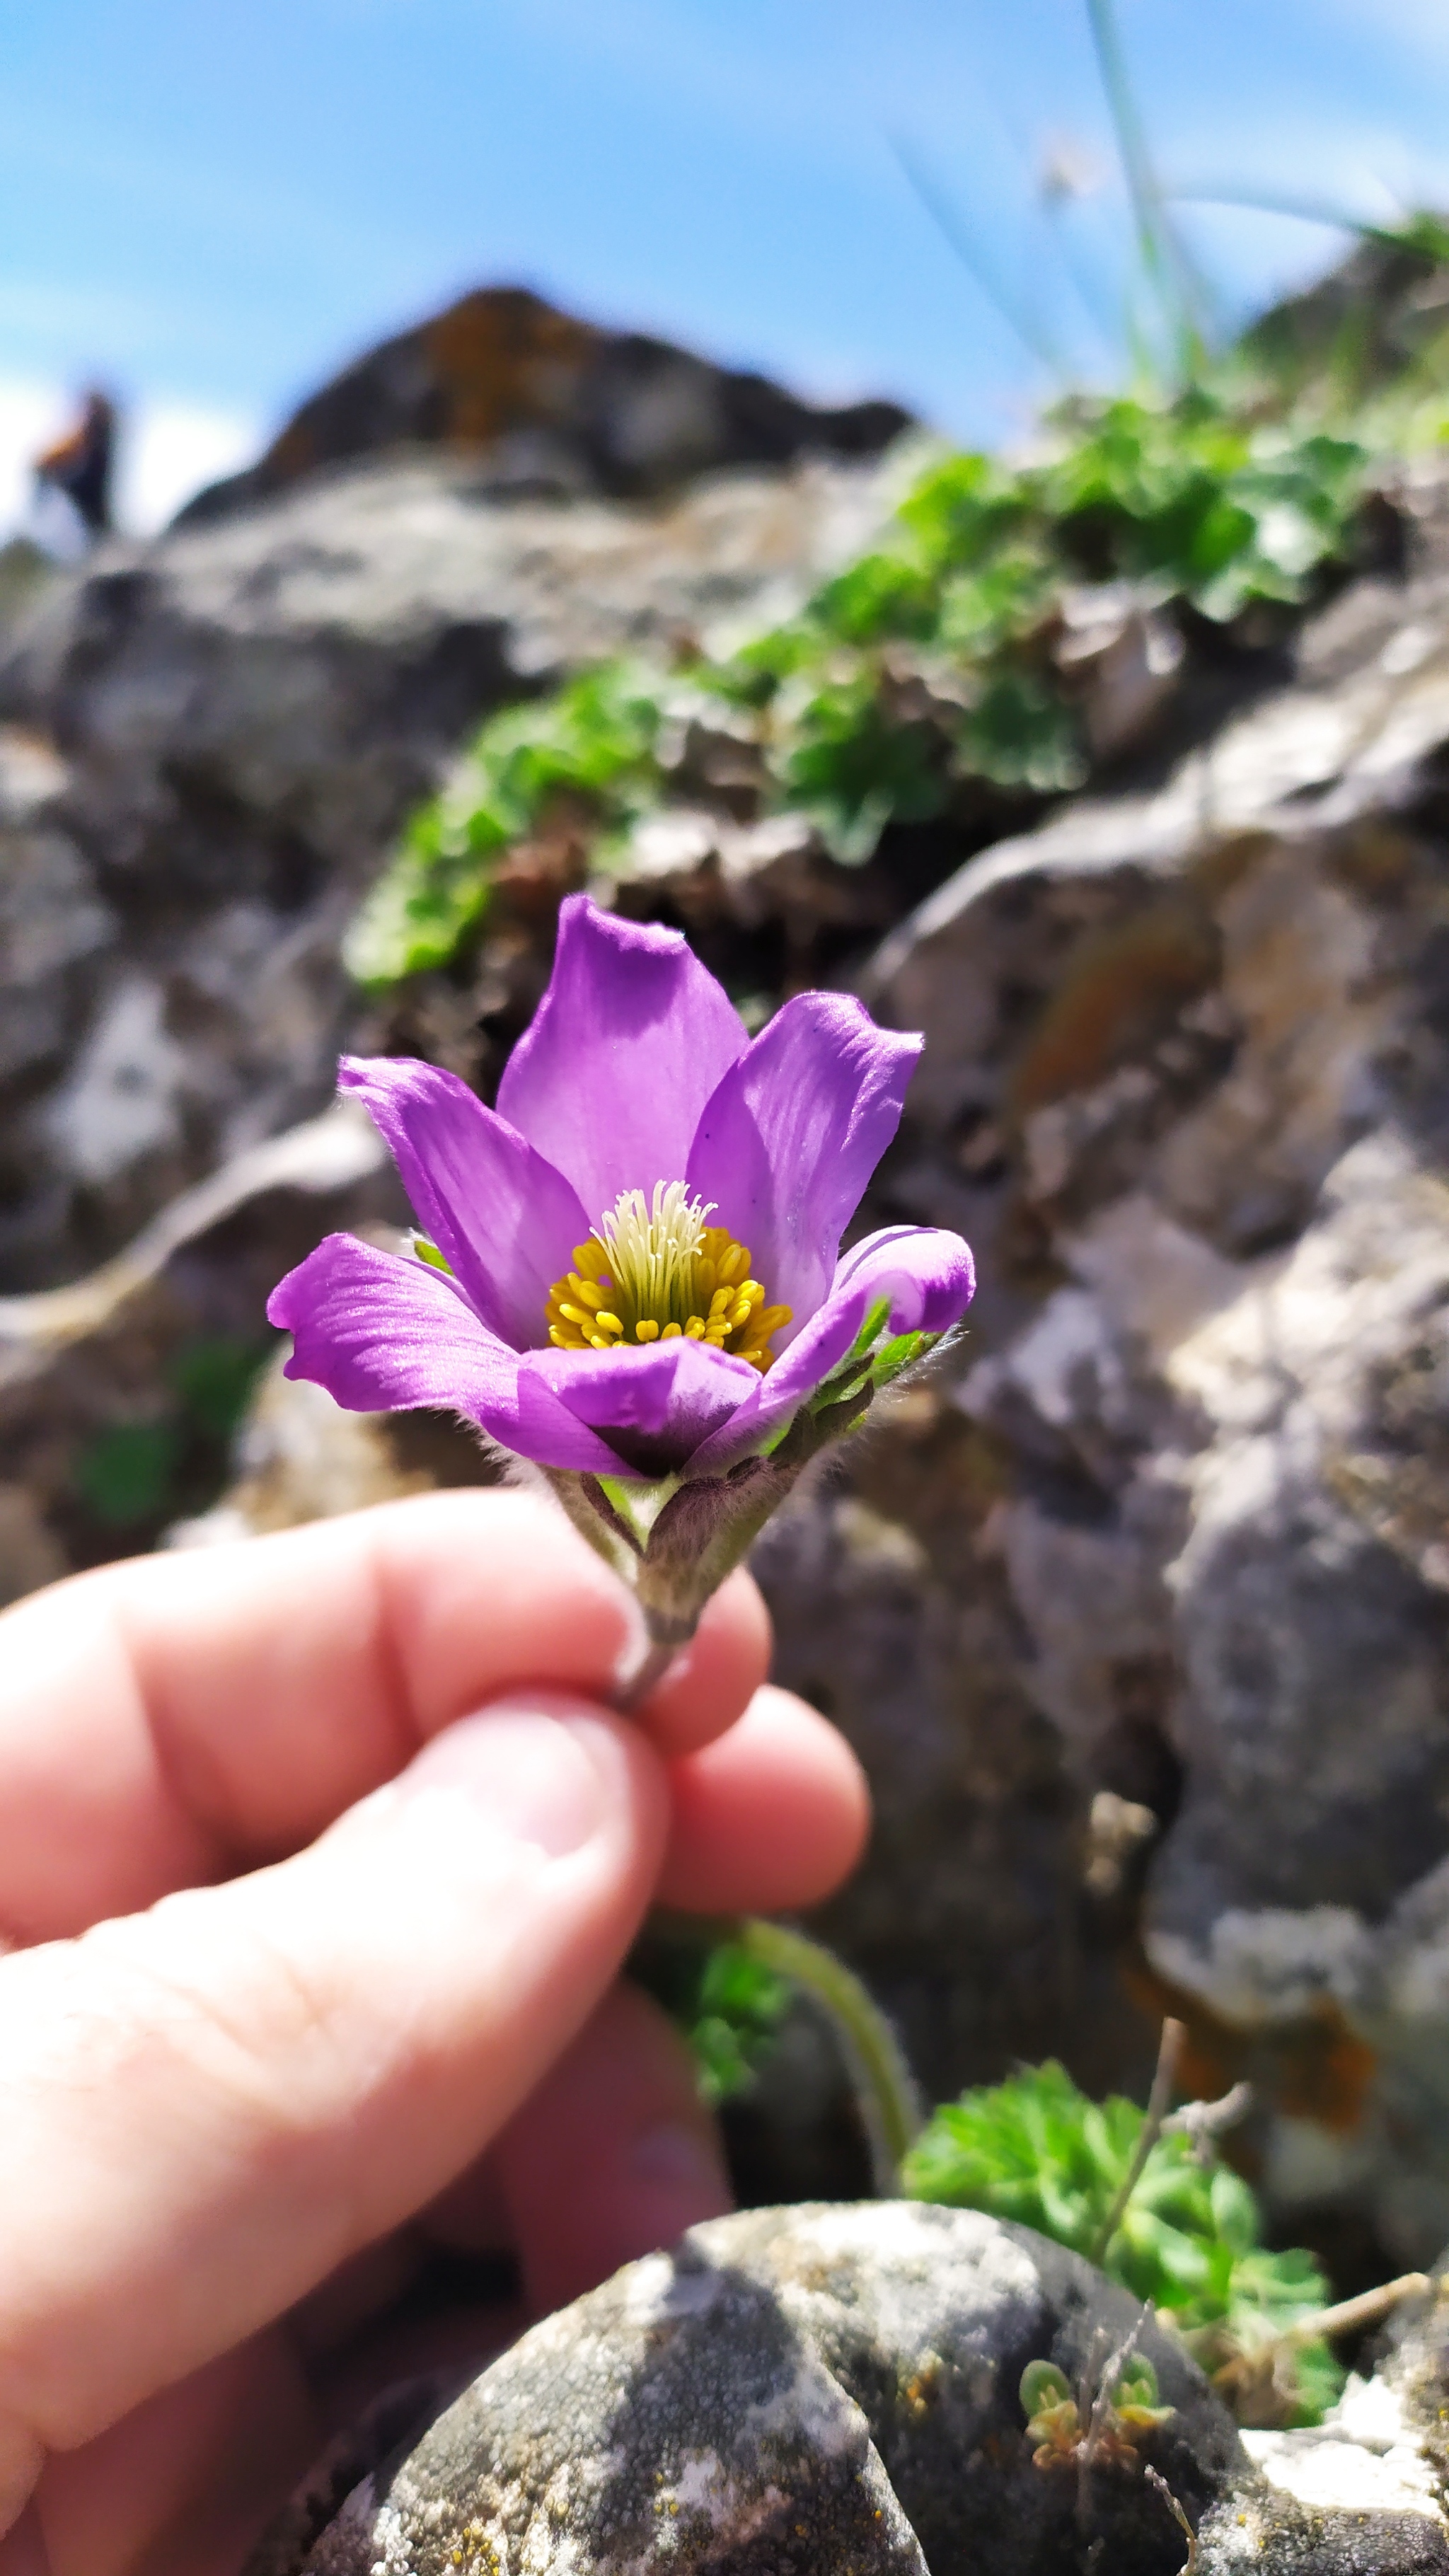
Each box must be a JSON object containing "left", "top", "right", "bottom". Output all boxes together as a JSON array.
[
  {"left": 1021, "top": 2351, "right": 1174, "bottom": 2470},
  {"left": 630, "top": 1926, "right": 792, "bottom": 2106},
  {"left": 901, "top": 2060, "right": 1343, "bottom": 2426},
  {"left": 346, "top": 383, "right": 1374, "bottom": 992},
  {"left": 345, "top": 662, "right": 667, "bottom": 988},
  {"left": 74, "top": 1334, "right": 275, "bottom": 1530}
]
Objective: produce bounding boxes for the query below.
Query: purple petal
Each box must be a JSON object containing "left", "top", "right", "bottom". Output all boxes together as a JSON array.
[
  {"left": 339, "top": 1056, "right": 588, "bottom": 1349},
  {"left": 685, "top": 995, "right": 922, "bottom": 1331},
  {"left": 268, "top": 1235, "right": 621, "bottom": 1474},
  {"left": 829, "top": 1223, "right": 977, "bottom": 1336},
  {"left": 497, "top": 896, "right": 749, "bottom": 1220},
  {"left": 686, "top": 1223, "right": 976, "bottom": 1475},
  {"left": 519, "top": 1336, "right": 758, "bottom": 1480}
]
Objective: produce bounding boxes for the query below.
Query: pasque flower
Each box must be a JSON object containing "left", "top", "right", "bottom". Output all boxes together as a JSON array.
[{"left": 270, "top": 898, "right": 973, "bottom": 1666}]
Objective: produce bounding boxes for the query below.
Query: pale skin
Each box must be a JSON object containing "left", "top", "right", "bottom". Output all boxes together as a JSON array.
[{"left": 0, "top": 1490, "right": 870, "bottom": 2576}]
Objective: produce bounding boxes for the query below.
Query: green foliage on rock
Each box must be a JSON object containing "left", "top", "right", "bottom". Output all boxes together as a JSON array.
[
  {"left": 344, "top": 662, "right": 667, "bottom": 988},
  {"left": 345, "top": 374, "right": 1378, "bottom": 992},
  {"left": 903, "top": 2060, "right": 1343, "bottom": 2427}
]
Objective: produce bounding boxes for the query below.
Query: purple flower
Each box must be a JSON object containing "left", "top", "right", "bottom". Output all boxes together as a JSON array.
[{"left": 269, "top": 898, "right": 974, "bottom": 1487}]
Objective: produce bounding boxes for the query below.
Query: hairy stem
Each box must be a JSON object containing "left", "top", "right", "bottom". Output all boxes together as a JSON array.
[
  {"left": 613, "top": 1629, "right": 689, "bottom": 1712},
  {"left": 739, "top": 1919, "right": 923, "bottom": 2194}
]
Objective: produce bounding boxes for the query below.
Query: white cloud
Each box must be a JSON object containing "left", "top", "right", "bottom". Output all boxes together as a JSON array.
[
  {"left": 0, "top": 377, "right": 260, "bottom": 543},
  {"left": 1322, "top": 0, "right": 1449, "bottom": 59},
  {"left": 117, "top": 400, "right": 260, "bottom": 533}
]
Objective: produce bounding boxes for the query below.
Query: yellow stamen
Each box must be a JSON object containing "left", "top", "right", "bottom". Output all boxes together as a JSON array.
[{"left": 543, "top": 1190, "right": 790, "bottom": 1370}]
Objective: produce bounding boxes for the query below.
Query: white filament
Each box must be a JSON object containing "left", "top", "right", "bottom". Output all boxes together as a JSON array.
[{"left": 594, "top": 1181, "right": 715, "bottom": 1325}]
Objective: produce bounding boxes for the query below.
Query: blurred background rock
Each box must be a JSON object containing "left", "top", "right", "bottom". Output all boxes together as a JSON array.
[{"left": 6, "top": 0, "right": 1449, "bottom": 2311}]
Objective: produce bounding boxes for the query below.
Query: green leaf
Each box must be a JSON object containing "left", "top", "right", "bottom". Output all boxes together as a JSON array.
[
  {"left": 809, "top": 550, "right": 940, "bottom": 646},
  {"left": 770, "top": 664, "right": 946, "bottom": 860},
  {"left": 1020, "top": 2360, "right": 1073, "bottom": 2418},
  {"left": 871, "top": 1330, "right": 933, "bottom": 1391},
  {"left": 1209, "top": 2162, "right": 1258, "bottom": 2255},
  {"left": 629, "top": 1929, "right": 790, "bottom": 2106},
  {"left": 1114, "top": 2357, "right": 1161, "bottom": 2410},
  {"left": 954, "top": 669, "right": 1086, "bottom": 795},
  {"left": 168, "top": 1334, "right": 272, "bottom": 1443},
  {"left": 896, "top": 449, "right": 1029, "bottom": 573},
  {"left": 75, "top": 1421, "right": 183, "bottom": 1526}
]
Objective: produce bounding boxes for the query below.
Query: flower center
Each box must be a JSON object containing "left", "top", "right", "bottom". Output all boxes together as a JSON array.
[{"left": 545, "top": 1181, "right": 791, "bottom": 1373}]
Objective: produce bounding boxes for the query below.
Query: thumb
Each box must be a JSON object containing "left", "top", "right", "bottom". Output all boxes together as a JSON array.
[{"left": 0, "top": 1695, "right": 664, "bottom": 2533}]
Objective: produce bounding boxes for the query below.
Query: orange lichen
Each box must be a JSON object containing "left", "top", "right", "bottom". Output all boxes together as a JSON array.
[
  {"left": 1009, "top": 899, "right": 1220, "bottom": 1116},
  {"left": 1122, "top": 1959, "right": 1378, "bottom": 2141}
]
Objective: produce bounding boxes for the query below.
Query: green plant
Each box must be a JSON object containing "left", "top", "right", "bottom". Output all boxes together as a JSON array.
[
  {"left": 347, "top": 365, "right": 1375, "bottom": 994},
  {"left": 630, "top": 1926, "right": 791, "bottom": 2106},
  {"left": 73, "top": 1334, "right": 275, "bottom": 1530},
  {"left": 902, "top": 2060, "right": 1343, "bottom": 2427},
  {"left": 344, "top": 661, "right": 666, "bottom": 989},
  {"left": 1021, "top": 2350, "right": 1174, "bottom": 2469},
  {"left": 75, "top": 1420, "right": 185, "bottom": 1527}
]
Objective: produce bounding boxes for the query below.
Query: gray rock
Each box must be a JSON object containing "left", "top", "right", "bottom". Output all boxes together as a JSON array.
[
  {"left": 0, "top": 729, "right": 112, "bottom": 1092},
  {"left": 778, "top": 549, "right": 1449, "bottom": 2244},
  {"left": 173, "top": 282, "right": 911, "bottom": 526},
  {"left": 0, "top": 451, "right": 890, "bottom": 1290},
  {"left": 0, "top": 1099, "right": 415, "bottom": 1568},
  {"left": 244, "top": 2205, "right": 1448, "bottom": 2576}
]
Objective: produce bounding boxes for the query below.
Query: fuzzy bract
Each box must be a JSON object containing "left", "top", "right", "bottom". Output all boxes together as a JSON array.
[{"left": 269, "top": 897, "right": 974, "bottom": 1488}]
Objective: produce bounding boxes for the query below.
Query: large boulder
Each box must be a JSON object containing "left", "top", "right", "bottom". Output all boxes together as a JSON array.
[
  {"left": 774, "top": 548, "right": 1449, "bottom": 2249},
  {"left": 0, "top": 451, "right": 890, "bottom": 1293},
  {"left": 8, "top": 377, "right": 1449, "bottom": 2267},
  {"left": 243, "top": 2203, "right": 1448, "bottom": 2576},
  {"left": 174, "top": 284, "right": 912, "bottom": 526}
]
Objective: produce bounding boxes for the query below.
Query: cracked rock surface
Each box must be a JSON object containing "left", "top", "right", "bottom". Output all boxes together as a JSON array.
[{"left": 763, "top": 553, "right": 1449, "bottom": 2250}]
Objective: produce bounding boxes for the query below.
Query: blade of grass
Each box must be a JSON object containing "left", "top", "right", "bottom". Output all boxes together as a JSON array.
[
  {"left": 1085, "top": 0, "right": 1209, "bottom": 379},
  {"left": 890, "top": 134, "right": 1066, "bottom": 378}
]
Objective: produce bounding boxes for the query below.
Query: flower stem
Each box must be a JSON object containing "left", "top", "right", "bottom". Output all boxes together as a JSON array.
[
  {"left": 738, "top": 1918, "right": 924, "bottom": 2194},
  {"left": 614, "top": 1632, "right": 686, "bottom": 1711}
]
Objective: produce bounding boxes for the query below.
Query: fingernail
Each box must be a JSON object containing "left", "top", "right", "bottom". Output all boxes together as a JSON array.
[
  {"left": 628, "top": 2118, "right": 730, "bottom": 2201},
  {"left": 394, "top": 1700, "right": 618, "bottom": 1859}
]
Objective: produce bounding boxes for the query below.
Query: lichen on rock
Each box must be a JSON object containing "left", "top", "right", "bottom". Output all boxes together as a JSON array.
[{"left": 246, "top": 2205, "right": 1449, "bottom": 2575}]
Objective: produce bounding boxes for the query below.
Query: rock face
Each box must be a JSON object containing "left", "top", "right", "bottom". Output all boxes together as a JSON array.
[
  {"left": 0, "top": 451, "right": 889, "bottom": 1293},
  {"left": 244, "top": 2203, "right": 1449, "bottom": 2576},
  {"left": 787, "top": 554, "right": 1449, "bottom": 2251},
  {"left": 174, "top": 284, "right": 911, "bottom": 527},
  {"left": 9, "top": 384, "right": 1449, "bottom": 2263}
]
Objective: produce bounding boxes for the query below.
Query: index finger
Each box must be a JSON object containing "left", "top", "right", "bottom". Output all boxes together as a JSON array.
[{"left": 0, "top": 1491, "right": 768, "bottom": 1944}]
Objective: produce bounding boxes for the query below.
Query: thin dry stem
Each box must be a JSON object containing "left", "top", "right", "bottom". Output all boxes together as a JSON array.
[
  {"left": 1278, "top": 2270, "right": 1431, "bottom": 2347},
  {"left": 1145, "top": 2466, "right": 1199, "bottom": 2573},
  {"left": 1088, "top": 2017, "right": 1184, "bottom": 2264}
]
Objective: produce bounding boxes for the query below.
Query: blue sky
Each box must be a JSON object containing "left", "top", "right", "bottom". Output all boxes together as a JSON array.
[{"left": 3, "top": 0, "right": 1449, "bottom": 527}]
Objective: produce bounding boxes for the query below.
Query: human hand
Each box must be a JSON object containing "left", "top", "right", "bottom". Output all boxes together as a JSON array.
[{"left": 0, "top": 1490, "right": 867, "bottom": 2576}]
